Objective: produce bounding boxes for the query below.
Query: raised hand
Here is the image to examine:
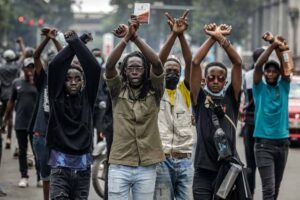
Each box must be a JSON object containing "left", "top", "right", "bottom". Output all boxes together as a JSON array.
[
  {"left": 276, "top": 36, "right": 289, "bottom": 51},
  {"left": 16, "top": 37, "right": 24, "bottom": 44},
  {"left": 218, "top": 24, "right": 232, "bottom": 36},
  {"left": 262, "top": 31, "right": 275, "bottom": 43},
  {"left": 64, "top": 30, "right": 78, "bottom": 43},
  {"left": 41, "top": 27, "right": 51, "bottom": 36},
  {"left": 112, "top": 24, "right": 128, "bottom": 38},
  {"left": 126, "top": 15, "right": 140, "bottom": 41},
  {"left": 165, "top": 10, "right": 189, "bottom": 34},
  {"left": 47, "top": 28, "right": 57, "bottom": 39},
  {"left": 203, "top": 23, "right": 219, "bottom": 37}
]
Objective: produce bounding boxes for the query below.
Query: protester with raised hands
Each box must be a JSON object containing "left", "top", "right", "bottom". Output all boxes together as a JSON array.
[
  {"left": 106, "top": 16, "right": 165, "bottom": 199},
  {"left": 46, "top": 30, "right": 100, "bottom": 200},
  {"left": 190, "top": 23, "right": 244, "bottom": 199},
  {"left": 153, "top": 10, "right": 195, "bottom": 200},
  {"left": 29, "top": 27, "right": 62, "bottom": 199},
  {"left": 252, "top": 32, "right": 292, "bottom": 200}
]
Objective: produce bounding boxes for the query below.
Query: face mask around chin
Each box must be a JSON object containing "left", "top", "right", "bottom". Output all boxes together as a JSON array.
[{"left": 166, "top": 74, "right": 180, "bottom": 90}]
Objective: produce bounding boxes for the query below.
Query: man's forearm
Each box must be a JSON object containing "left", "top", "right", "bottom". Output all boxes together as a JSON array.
[
  {"left": 106, "top": 40, "right": 127, "bottom": 78},
  {"left": 159, "top": 32, "right": 177, "bottom": 65},
  {"left": 134, "top": 36, "right": 163, "bottom": 75},
  {"left": 178, "top": 34, "right": 192, "bottom": 83},
  {"left": 192, "top": 37, "right": 215, "bottom": 65},
  {"left": 52, "top": 38, "right": 63, "bottom": 52}
]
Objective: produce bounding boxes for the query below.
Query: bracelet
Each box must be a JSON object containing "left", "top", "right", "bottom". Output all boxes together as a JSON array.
[
  {"left": 220, "top": 37, "right": 231, "bottom": 48},
  {"left": 122, "top": 38, "right": 128, "bottom": 45}
]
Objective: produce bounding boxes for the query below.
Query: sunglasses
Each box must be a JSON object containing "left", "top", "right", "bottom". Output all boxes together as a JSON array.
[{"left": 207, "top": 75, "right": 226, "bottom": 83}]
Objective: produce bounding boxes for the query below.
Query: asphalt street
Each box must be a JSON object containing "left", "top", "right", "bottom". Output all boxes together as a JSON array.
[{"left": 0, "top": 134, "right": 300, "bottom": 200}]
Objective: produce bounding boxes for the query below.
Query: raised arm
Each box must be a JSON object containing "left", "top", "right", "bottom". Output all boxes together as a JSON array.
[
  {"left": 177, "top": 12, "right": 192, "bottom": 85},
  {"left": 106, "top": 24, "right": 130, "bottom": 79},
  {"left": 33, "top": 29, "right": 51, "bottom": 75},
  {"left": 190, "top": 23, "right": 217, "bottom": 104},
  {"left": 131, "top": 17, "right": 163, "bottom": 75},
  {"left": 266, "top": 34, "right": 291, "bottom": 80},
  {"left": 216, "top": 24, "right": 242, "bottom": 101},
  {"left": 65, "top": 31, "right": 101, "bottom": 105},
  {"left": 254, "top": 32, "right": 282, "bottom": 84},
  {"left": 16, "top": 37, "right": 26, "bottom": 63},
  {"left": 158, "top": 12, "right": 178, "bottom": 65}
]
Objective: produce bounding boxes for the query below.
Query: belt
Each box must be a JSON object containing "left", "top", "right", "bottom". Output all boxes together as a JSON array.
[
  {"left": 255, "top": 138, "right": 290, "bottom": 147},
  {"left": 165, "top": 152, "right": 191, "bottom": 159}
]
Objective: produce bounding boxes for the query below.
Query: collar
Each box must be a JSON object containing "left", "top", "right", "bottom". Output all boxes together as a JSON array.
[{"left": 263, "top": 76, "right": 281, "bottom": 87}]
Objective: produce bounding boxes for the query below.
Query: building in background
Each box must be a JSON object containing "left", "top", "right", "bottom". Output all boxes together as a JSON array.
[{"left": 247, "top": 0, "right": 300, "bottom": 74}]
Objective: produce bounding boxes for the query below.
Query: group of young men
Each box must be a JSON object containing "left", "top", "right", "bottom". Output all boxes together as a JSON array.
[{"left": 0, "top": 10, "right": 292, "bottom": 200}]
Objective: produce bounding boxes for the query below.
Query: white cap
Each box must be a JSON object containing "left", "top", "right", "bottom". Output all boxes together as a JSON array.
[
  {"left": 3, "top": 49, "right": 16, "bottom": 61},
  {"left": 23, "top": 57, "right": 34, "bottom": 68}
]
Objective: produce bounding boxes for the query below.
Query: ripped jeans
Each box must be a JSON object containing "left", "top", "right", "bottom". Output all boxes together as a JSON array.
[{"left": 50, "top": 167, "right": 91, "bottom": 200}]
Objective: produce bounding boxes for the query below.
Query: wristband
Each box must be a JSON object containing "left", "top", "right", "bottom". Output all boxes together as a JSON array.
[{"left": 122, "top": 38, "right": 128, "bottom": 45}]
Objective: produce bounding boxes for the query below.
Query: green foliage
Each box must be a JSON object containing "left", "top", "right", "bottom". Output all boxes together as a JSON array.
[
  {"left": 191, "top": 0, "right": 263, "bottom": 44},
  {"left": 0, "top": 0, "right": 74, "bottom": 48}
]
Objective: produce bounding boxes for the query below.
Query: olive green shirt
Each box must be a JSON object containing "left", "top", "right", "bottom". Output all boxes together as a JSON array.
[{"left": 106, "top": 71, "right": 165, "bottom": 166}]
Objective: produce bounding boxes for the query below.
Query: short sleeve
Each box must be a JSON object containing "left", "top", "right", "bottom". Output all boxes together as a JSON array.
[
  {"left": 105, "top": 74, "right": 122, "bottom": 100},
  {"left": 280, "top": 77, "right": 290, "bottom": 94},
  {"left": 150, "top": 70, "right": 165, "bottom": 99},
  {"left": 252, "top": 80, "right": 264, "bottom": 97}
]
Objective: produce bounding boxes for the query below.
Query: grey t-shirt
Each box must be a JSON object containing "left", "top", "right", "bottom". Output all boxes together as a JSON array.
[
  {"left": 11, "top": 78, "right": 37, "bottom": 130},
  {"left": 0, "top": 61, "right": 21, "bottom": 100}
]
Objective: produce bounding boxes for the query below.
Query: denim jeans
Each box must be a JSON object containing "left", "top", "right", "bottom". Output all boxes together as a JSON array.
[
  {"left": 242, "top": 123, "right": 256, "bottom": 195},
  {"left": 33, "top": 133, "right": 51, "bottom": 180},
  {"left": 108, "top": 164, "right": 157, "bottom": 200},
  {"left": 254, "top": 138, "right": 289, "bottom": 200},
  {"left": 154, "top": 157, "right": 193, "bottom": 200},
  {"left": 193, "top": 168, "right": 218, "bottom": 200},
  {"left": 50, "top": 167, "right": 91, "bottom": 200}
]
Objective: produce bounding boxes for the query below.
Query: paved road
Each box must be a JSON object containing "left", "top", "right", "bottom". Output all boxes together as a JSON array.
[{"left": 1, "top": 134, "right": 300, "bottom": 199}]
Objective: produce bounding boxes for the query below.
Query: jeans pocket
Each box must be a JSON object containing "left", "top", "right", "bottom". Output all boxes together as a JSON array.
[
  {"left": 78, "top": 169, "right": 91, "bottom": 178},
  {"left": 51, "top": 168, "right": 63, "bottom": 176}
]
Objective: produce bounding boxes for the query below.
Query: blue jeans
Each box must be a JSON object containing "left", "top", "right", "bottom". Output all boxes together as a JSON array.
[
  {"left": 154, "top": 157, "right": 193, "bottom": 200},
  {"left": 254, "top": 138, "right": 289, "bottom": 200},
  {"left": 50, "top": 167, "right": 91, "bottom": 200},
  {"left": 33, "top": 134, "right": 51, "bottom": 180},
  {"left": 108, "top": 164, "right": 157, "bottom": 200}
]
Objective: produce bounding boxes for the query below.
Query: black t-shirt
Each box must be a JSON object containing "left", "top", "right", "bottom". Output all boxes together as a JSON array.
[
  {"left": 47, "top": 36, "right": 101, "bottom": 155},
  {"left": 11, "top": 78, "right": 37, "bottom": 130},
  {"left": 193, "top": 84, "right": 239, "bottom": 171}
]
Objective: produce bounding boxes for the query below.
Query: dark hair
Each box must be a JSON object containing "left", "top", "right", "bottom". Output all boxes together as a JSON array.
[
  {"left": 120, "top": 51, "right": 152, "bottom": 100},
  {"left": 252, "top": 47, "right": 265, "bottom": 62},
  {"left": 204, "top": 62, "right": 228, "bottom": 77},
  {"left": 264, "top": 60, "right": 280, "bottom": 71}
]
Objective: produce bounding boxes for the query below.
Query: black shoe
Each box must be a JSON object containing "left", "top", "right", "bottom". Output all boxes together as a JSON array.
[
  {"left": 13, "top": 148, "right": 19, "bottom": 158},
  {"left": 5, "top": 139, "right": 11, "bottom": 149}
]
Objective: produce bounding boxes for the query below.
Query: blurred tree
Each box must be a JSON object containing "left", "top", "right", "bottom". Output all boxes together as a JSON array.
[
  {"left": 3, "top": 0, "right": 74, "bottom": 48},
  {"left": 191, "top": 0, "right": 263, "bottom": 45},
  {"left": 0, "top": 0, "right": 13, "bottom": 49}
]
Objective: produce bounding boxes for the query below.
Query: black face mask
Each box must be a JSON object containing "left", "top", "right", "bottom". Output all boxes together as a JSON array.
[{"left": 166, "top": 73, "right": 180, "bottom": 90}]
